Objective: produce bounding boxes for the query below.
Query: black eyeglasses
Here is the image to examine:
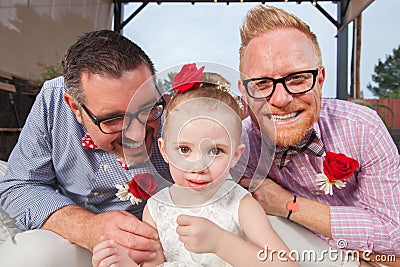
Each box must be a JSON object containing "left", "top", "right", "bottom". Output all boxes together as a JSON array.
[
  {"left": 242, "top": 69, "right": 319, "bottom": 99},
  {"left": 80, "top": 97, "right": 166, "bottom": 134}
]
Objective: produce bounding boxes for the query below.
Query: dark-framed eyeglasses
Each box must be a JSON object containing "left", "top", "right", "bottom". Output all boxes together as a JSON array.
[
  {"left": 80, "top": 96, "right": 166, "bottom": 134},
  {"left": 242, "top": 69, "right": 319, "bottom": 99}
]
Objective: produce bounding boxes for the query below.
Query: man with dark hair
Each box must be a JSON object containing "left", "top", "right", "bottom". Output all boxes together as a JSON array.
[{"left": 0, "top": 30, "right": 172, "bottom": 266}]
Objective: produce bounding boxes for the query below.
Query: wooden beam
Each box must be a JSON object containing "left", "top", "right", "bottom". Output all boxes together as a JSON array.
[
  {"left": 0, "top": 69, "right": 12, "bottom": 80},
  {"left": 0, "top": 82, "right": 16, "bottom": 93},
  {"left": 0, "top": 128, "right": 22, "bottom": 132},
  {"left": 117, "top": 0, "right": 334, "bottom": 2},
  {"left": 0, "top": 69, "right": 17, "bottom": 92}
]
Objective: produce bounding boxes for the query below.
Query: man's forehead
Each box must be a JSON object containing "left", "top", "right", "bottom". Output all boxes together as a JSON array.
[{"left": 126, "top": 84, "right": 160, "bottom": 109}]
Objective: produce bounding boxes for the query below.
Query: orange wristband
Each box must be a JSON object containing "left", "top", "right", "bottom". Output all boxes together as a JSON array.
[{"left": 286, "top": 195, "right": 299, "bottom": 220}]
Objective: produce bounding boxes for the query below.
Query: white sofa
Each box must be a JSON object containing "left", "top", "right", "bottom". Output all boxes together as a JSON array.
[
  {"left": 0, "top": 160, "right": 6, "bottom": 178},
  {"left": 0, "top": 161, "right": 22, "bottom": 243}
]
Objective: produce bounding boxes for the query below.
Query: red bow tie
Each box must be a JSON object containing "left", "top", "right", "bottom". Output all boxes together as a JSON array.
[
  {"left": 274, "top": 129, "right": 325, "bottom": 169},
  {"left": 82, "top": 134, "right": 128, "bottom": 170},
  {"left": 82, "top": 134, "right": 99, "bottom": 149},
  {"left": 82, "top": 134, "right": 157, "bottom": 201}
]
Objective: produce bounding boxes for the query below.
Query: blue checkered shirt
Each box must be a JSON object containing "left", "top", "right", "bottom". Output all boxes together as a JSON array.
[{"left": 0, "top": 76, "right": 172, "bottom": 231}]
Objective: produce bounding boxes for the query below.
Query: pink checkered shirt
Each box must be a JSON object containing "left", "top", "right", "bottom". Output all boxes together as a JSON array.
[{"left": 232, "top": 99, "right": 400, "bottom": 255}]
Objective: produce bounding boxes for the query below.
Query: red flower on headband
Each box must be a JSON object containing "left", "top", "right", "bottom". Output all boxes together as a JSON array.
[{"left": 172, "top": 63, "right": 205, "bottom": 93}]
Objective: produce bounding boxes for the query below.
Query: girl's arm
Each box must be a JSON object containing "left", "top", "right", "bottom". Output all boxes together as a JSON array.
[
  {"left": 211, "top": 194, "right": 297, "bottom": 266},
  {"left": 176, "top": 195, "right": 297, "bottom": 266},
  {"left": 235, "top": 194, "right": 297, "bottom": 266},
  {"left": 141, "top": 205, "right": 166, "bottom": 267}
]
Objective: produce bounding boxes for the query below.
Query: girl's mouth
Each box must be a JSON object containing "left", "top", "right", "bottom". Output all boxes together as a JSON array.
[{"left": 187, "top": 179, "right": 210, "bottom": 189}]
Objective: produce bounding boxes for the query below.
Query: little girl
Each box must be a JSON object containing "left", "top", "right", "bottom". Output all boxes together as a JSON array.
[{"left": 92, "top": 64, "right": 297, "bottom": 267}]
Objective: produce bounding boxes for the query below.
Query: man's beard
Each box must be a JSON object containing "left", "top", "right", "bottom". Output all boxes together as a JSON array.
[{"left": 255, "top": 104, "right": 318, "bottom": 147}]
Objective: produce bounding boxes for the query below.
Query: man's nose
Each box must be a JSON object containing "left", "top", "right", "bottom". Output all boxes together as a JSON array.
[
  {"left": 123, "top": 117, "right": 146, "bottom": 142},
  {"left": 268, "top": 83, "right": 293, "bottom": 108}
]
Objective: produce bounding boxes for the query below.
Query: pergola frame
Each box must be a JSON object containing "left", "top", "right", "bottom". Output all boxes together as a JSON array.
[{"left": 112, "top": 0, "right": 350, "bottom": 99}]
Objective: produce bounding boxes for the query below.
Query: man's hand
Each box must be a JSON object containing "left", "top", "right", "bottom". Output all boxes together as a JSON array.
[
  {"left": 89, "top": 210, "right": 160, "bottom": 262},
  {"left": 42, "top": 205, "right": 159, "bottom": 264},
  {"left": 240, "top": 178, "right": 292, "bottom": 217},
  {"left": 176, "top": 215, "right": 225, "bottom": 254}
]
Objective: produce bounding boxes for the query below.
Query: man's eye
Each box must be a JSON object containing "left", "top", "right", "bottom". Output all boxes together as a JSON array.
[
  {"left": 139, "top": 108, "right": 152, "bottom": 115},
  {"left": 178, "top": 146, "right": 190, "bottom": 154},
  {"left": 255, "top": 79, "right": 273, "bottom": 88},
  {"left": 286, "top": 73, "right": 310, "bottom": 83},
  {"left": 209, "top": 147, "right": 222, "bottom": 156},
  {"left": 102, "top": 117, "right": 123, "bottom": 126}
]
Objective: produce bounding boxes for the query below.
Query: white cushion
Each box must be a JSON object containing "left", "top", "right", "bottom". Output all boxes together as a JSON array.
[
  {"left": 0, "top": 161, "right": 22, "bottom": 243},
  {"left": 0, "top": 161, "right": 6, "bottom": 178}
]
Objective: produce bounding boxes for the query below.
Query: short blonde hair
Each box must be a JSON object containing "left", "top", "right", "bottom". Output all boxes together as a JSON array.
[{"left": 239, "top": 5, "right": 322, "bottom": 70}]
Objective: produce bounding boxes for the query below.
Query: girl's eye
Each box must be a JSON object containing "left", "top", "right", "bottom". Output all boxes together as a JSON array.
[
  {"left": 178, "top": 146, "right": 190, "bottom": 154},
  {"left": 209, "top": 147, "right": 222, "bottom": 156}
]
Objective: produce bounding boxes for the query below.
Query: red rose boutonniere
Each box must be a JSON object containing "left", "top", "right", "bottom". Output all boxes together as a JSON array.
[
  {"left": 115, "top": 173, "right": 157, "bottom": 205},
  {"left": 172, "top": 63, "right": 205, "bottom": 93},
  {"left": 316, "top": 152, "right": 359, "bottom": 195}
]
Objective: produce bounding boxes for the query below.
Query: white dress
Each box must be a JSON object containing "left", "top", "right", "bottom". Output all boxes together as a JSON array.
[{"left": 146, "top": 179, "right": 249, "bottom": 267}]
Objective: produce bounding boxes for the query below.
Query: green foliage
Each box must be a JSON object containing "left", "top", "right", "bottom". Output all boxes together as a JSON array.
[
  {"left": 367, "top": 45, "right": 400, "bottom": 98},
  {"left": 31, "top": 62, "right": 63, "bottom": 89},
  {"left": 157, "top": 71, "right": 177, "bottom": 93}
]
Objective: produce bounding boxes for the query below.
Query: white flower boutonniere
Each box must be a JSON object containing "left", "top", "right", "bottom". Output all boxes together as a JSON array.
[
  {"left": 316, "top": 173, "right": 347, "bottom": 195},
  {"left": 115, "top": 173, "right": 157, "bottom": 205},
  {"left": 115, "top": 183, "right": 142, "bottom": 205}
]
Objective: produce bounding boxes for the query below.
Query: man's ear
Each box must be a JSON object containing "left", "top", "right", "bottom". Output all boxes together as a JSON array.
[
  {"left": 317, "top": 66, "right": 326, "bottom": 91},
  {"left": 237, "top": 80, "right": 250, "bottom": 108},
  {"left": 237, "top": 80, "right": 246, "bottom": 97},
  {"left": 158, "top": 138, "right": 169, "bottom": 163},
  {"left": 230, "top": 143, "right": 246, "bottom": 168},
  {"left": 64, "top": 92, "right": 83, "bottom": 124}
]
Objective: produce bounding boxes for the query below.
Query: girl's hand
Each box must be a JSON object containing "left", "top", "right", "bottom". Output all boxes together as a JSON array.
[
  {"left": 92, "top": 237, "right": 138, "bottom": 267},
  {"left": 176, "top": 215, "right": 225, "bottom": 254},
  {"left": 92, "top": 238, "right": 120, "bottom": 267}
]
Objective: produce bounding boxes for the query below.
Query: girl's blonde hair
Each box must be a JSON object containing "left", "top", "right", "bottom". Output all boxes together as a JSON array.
[
  {"left": 239, "top": 5, "right": 322, "bottom": 71},
  {"left": 164, "top": 72, "right": 242, "bottom": 141},
  {"left": 165, "top": 72, "right": 241, "bottom": 119}
]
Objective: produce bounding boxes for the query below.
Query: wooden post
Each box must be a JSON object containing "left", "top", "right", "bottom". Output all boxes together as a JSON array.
[
  {"left": 355, "top": 14, "right": 362, "bottom": 99},
  {"left": 350, "top": 20, "right": 355, "bottom": 98}
]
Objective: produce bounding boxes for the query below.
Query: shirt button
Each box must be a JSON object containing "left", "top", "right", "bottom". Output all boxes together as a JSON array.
[
  {"left": 93, "top": 192, "right": 100, "bottom": 196},
  {"left": 103, "top": 164, "right": 110, "bottom": 170},
  {"left": 300, "top": 166, "right": 306, "bottom": 171}
]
